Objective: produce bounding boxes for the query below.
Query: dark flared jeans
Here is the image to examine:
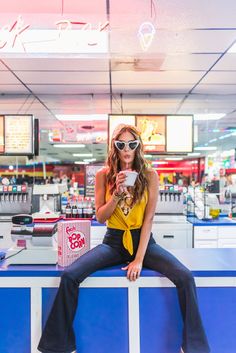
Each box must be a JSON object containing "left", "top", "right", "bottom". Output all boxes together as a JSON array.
[{"left": 38, "top": 228, "right": 210, "bottom": 353}]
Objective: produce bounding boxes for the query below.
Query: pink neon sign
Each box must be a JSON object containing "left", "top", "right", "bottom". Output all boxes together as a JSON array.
[
  {"left": 55, "top": 20, "right": 109, "bottom": 46},
  {"left": 0, "top": 16, "right": 30, "bottom": 49},
  {"left": 0, "top": 16, "right": 109, "bottom": 51}
]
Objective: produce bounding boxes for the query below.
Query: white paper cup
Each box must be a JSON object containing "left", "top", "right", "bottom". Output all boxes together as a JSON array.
[{"left": 123, "top": 171, "right": 138, "bottom": 187}]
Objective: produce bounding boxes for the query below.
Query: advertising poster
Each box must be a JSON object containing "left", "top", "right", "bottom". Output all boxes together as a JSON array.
[
  {"left": 63, "top": 123, "right": 77, "bottom": 142},
  {"left": 137, "top": 115, "right": 166, "bottom": 152},
  {"left": 85, "top": 165, "right": 102, "bottom": 197},
  {"left": 0, "top": 116, "right": 4, "bottom": 153},
  {"left": 5, "top": 115, "right": 33, "bottom": 154}
]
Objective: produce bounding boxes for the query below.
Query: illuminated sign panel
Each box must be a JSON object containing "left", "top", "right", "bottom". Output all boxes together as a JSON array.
[
  {"left": 0, "top": 115, "right": 34, "bottom": 155},
  {"left": 137, "top": 115, "right": 165, "bottom": 152},
  {"left": 0, "top": 116, "right": 4, "bottom": 153},
  {"left": 109, "top": 115, "right": 135, "bottom": 146},
  {"left": 0, "top": 16, "right": 109, "bottom": 54},
  {"left": 109, "top": 114, "right": 193, "bottom": 154},
  {"left": 166, "top": 115, "right": 193, "bottom": 153}
]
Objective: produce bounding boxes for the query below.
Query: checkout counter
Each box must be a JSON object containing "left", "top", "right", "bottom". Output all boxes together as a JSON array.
[
  {"left": 1, "top": 187, "right": 236, "bottom": 352},
  {"left": 1, "top": 249, "right": 236, "bottom": 353}
]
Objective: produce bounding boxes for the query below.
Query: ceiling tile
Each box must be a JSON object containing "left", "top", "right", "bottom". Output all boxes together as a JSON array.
[
  {"left": 161, "top": 54, "right": 220, "bottom": 71},
  {"left": 200, "top": 71, "right": 236, "bottom": 84},
  {"left": 193, "top": 84, "right": 236, "bottom": 94},
  {"left": 112, "top": 71, "right": 203, "bottom": 85},
  {"left": 212, "top": 54, "right": 236, "bottom": 70},
  {"left": 17, "top": 71, "right": 109, "bottom": 85},
  {"left": 28, "top": 84, "right": 110, "bottom": 94},
  {"left": 0, "top": 71, "right": 22, "bottom": 84},
  {"left": 112, "top": 84, "right": 193, "bottom": 94},
  {"left": 4, "top": 58, "right": 109, "bottom": 72},
  {"left": 63, "top": 0, "right": 106, "bottom": 15},
  {"left": 0, "top": 85, "right": 29, "bottom": 94},
  {"left": 0, "top": 1, "right": 61, "bottom": 13}
]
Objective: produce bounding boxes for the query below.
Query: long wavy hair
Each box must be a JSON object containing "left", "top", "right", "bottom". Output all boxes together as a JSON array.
[{"left": 106, "top": 124, "right": 148, "bottom": 204}]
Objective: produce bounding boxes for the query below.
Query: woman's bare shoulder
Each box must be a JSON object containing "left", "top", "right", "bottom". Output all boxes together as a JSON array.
[
  {"left": 96, "top": 166, "right": 109, "bottom": 180},
  {"left": 145, "top": 167, "right": 158, "bottom": 180}
]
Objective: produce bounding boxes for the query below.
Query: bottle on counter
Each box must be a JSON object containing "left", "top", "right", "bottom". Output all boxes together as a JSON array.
[
  {"left": 87, "top": 198, "right": 93, "bottom": 219},
  {"left": 71, "top": 202, "right": 78, "bottom": 218},
  {"left": 77, "top": 206, "right": 83, "bottom": 218},
  {"left": 65, "top": 202, "right": 72, "bottom": 218},
  {"left": 77, "top": 199, "right": 83, "bottom": 218}
]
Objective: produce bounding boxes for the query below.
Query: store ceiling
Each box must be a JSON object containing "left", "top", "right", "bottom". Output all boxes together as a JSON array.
[{"left": 0, "top": 0, "right": 236, "bottom": 165}]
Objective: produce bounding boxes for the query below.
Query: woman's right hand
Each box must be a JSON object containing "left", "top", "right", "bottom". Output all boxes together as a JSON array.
[{"left": 115, "top": 171, "right": 127, "bottom": 195}]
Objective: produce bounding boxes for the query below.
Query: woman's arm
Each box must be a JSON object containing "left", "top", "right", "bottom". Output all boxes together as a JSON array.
[
  {"left": 95, "top": 168, "right": 126, "bottom": 223},
  {"left": 122, "top": 168, "right": 159, "bottom": 280}
]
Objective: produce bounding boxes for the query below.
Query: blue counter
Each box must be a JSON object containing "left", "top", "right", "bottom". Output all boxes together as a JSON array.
[
  {"left": 1, "top": 249, "right": 236, "bottom": 353},
  {"left": 187, "top": 216, "right": 236, "bottom": 226}
]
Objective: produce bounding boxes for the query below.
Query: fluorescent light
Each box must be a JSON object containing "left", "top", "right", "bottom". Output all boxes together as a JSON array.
[
  {"left": 187, "top": 152, "right": 201, "bottom": 156},
  {"left": 144, "top": 154, "right": 153, "bottom": 158},
  {"left": 194, "top": 114, "right": 225, "bottom": 121},
  {"left": 74, "top": 161, "right": 89, "bottom": 165},
  {"left": 53, "top": 144, "right": 85, "bottom": 148},
  {"left": 209, "top": 138, "right": 217, "bottom": 143},
  {"left": 194, "top": 146, "right": 217, "bottom": 151},
  {"left": 83, "top": 158, "right": 96, "bottom": 162},
  {"left": 151, "top": 161, "right": 168, "bottom": 165},
  {"left": 73, "top": 153, "right": 93, "bottom": 157},
  {"left": 56, "top": 114, "right": 108, "bottom": 121},
  {"left": 219, "top": 133, "right": 233, "bottom": 139},
  {"left": 165, "top": 158, "right": 183, "bottom": 161}
]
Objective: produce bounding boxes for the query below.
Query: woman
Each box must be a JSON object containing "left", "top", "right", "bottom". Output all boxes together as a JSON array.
[{"left": 38, "top": 124, "right": 210, "bottom": 353}]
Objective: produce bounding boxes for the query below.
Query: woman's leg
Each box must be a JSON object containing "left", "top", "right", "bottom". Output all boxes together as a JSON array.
[
  {"left": 143, "top": 243, "right": 210, "bottom": 353},
  {"left": 38, "top": 243, "right": 123, "bottom": 353}
]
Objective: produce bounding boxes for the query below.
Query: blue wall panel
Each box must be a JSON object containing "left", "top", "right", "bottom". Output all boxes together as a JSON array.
[
  {"left": 139, "top": 287, "right": 183, "bottom": 353},
  {"left": 197, "top": 287, "right": 236, "bottom": 353},
  {"left": 0, "top": 288, "right": 31, "bottom": 353},
  {"left": 42, "top": 287, "right": 129, "bottom": 353}
]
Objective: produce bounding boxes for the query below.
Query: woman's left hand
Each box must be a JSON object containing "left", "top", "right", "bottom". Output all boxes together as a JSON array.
[{"left": 121, "top": 260, "right": 143, "bottom": 281}]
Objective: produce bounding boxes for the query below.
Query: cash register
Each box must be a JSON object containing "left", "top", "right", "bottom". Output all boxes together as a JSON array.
[{"left": 5, "top": 214, "right": 58, "bottom": 265}]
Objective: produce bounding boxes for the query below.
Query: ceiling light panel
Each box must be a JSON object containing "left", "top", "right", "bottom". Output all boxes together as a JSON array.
[
  {"left": 53, "top": 144, "right": 85, "bottom": 148},
  {"left": 194, "top": 146, "right": 217, "bottom": 151},
  {"left": 194, "top": 114, "right": 225, "bottom": 121}
]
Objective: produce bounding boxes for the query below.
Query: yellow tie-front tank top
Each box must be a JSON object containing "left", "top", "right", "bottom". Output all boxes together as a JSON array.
[{"left": 105, "top": 187, "right": 148, "bottom": 255}]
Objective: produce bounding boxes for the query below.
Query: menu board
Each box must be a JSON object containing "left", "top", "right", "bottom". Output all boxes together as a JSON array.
[
  {"left": 109, "top": 114, "right": 193, "bottom": 154},
  {"left": 109, "top": 115, "right": 135, "bottom": 146},
  {"left": 137, "top": 115, "right": 165, "bottom": 152},
  {"left": 166, "top": 115, "right": 193, "bottom": 153},
  {"left": 0, "top": 116, "right": 4, "bottom": 153},
  {"left": 4, "top": 115, "right": 33, "bottom": 155}
]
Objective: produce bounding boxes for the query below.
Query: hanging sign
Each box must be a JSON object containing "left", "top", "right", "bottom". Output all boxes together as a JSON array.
[{"left": 0, "top": 16, "right": 109, "bottom": 53}]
